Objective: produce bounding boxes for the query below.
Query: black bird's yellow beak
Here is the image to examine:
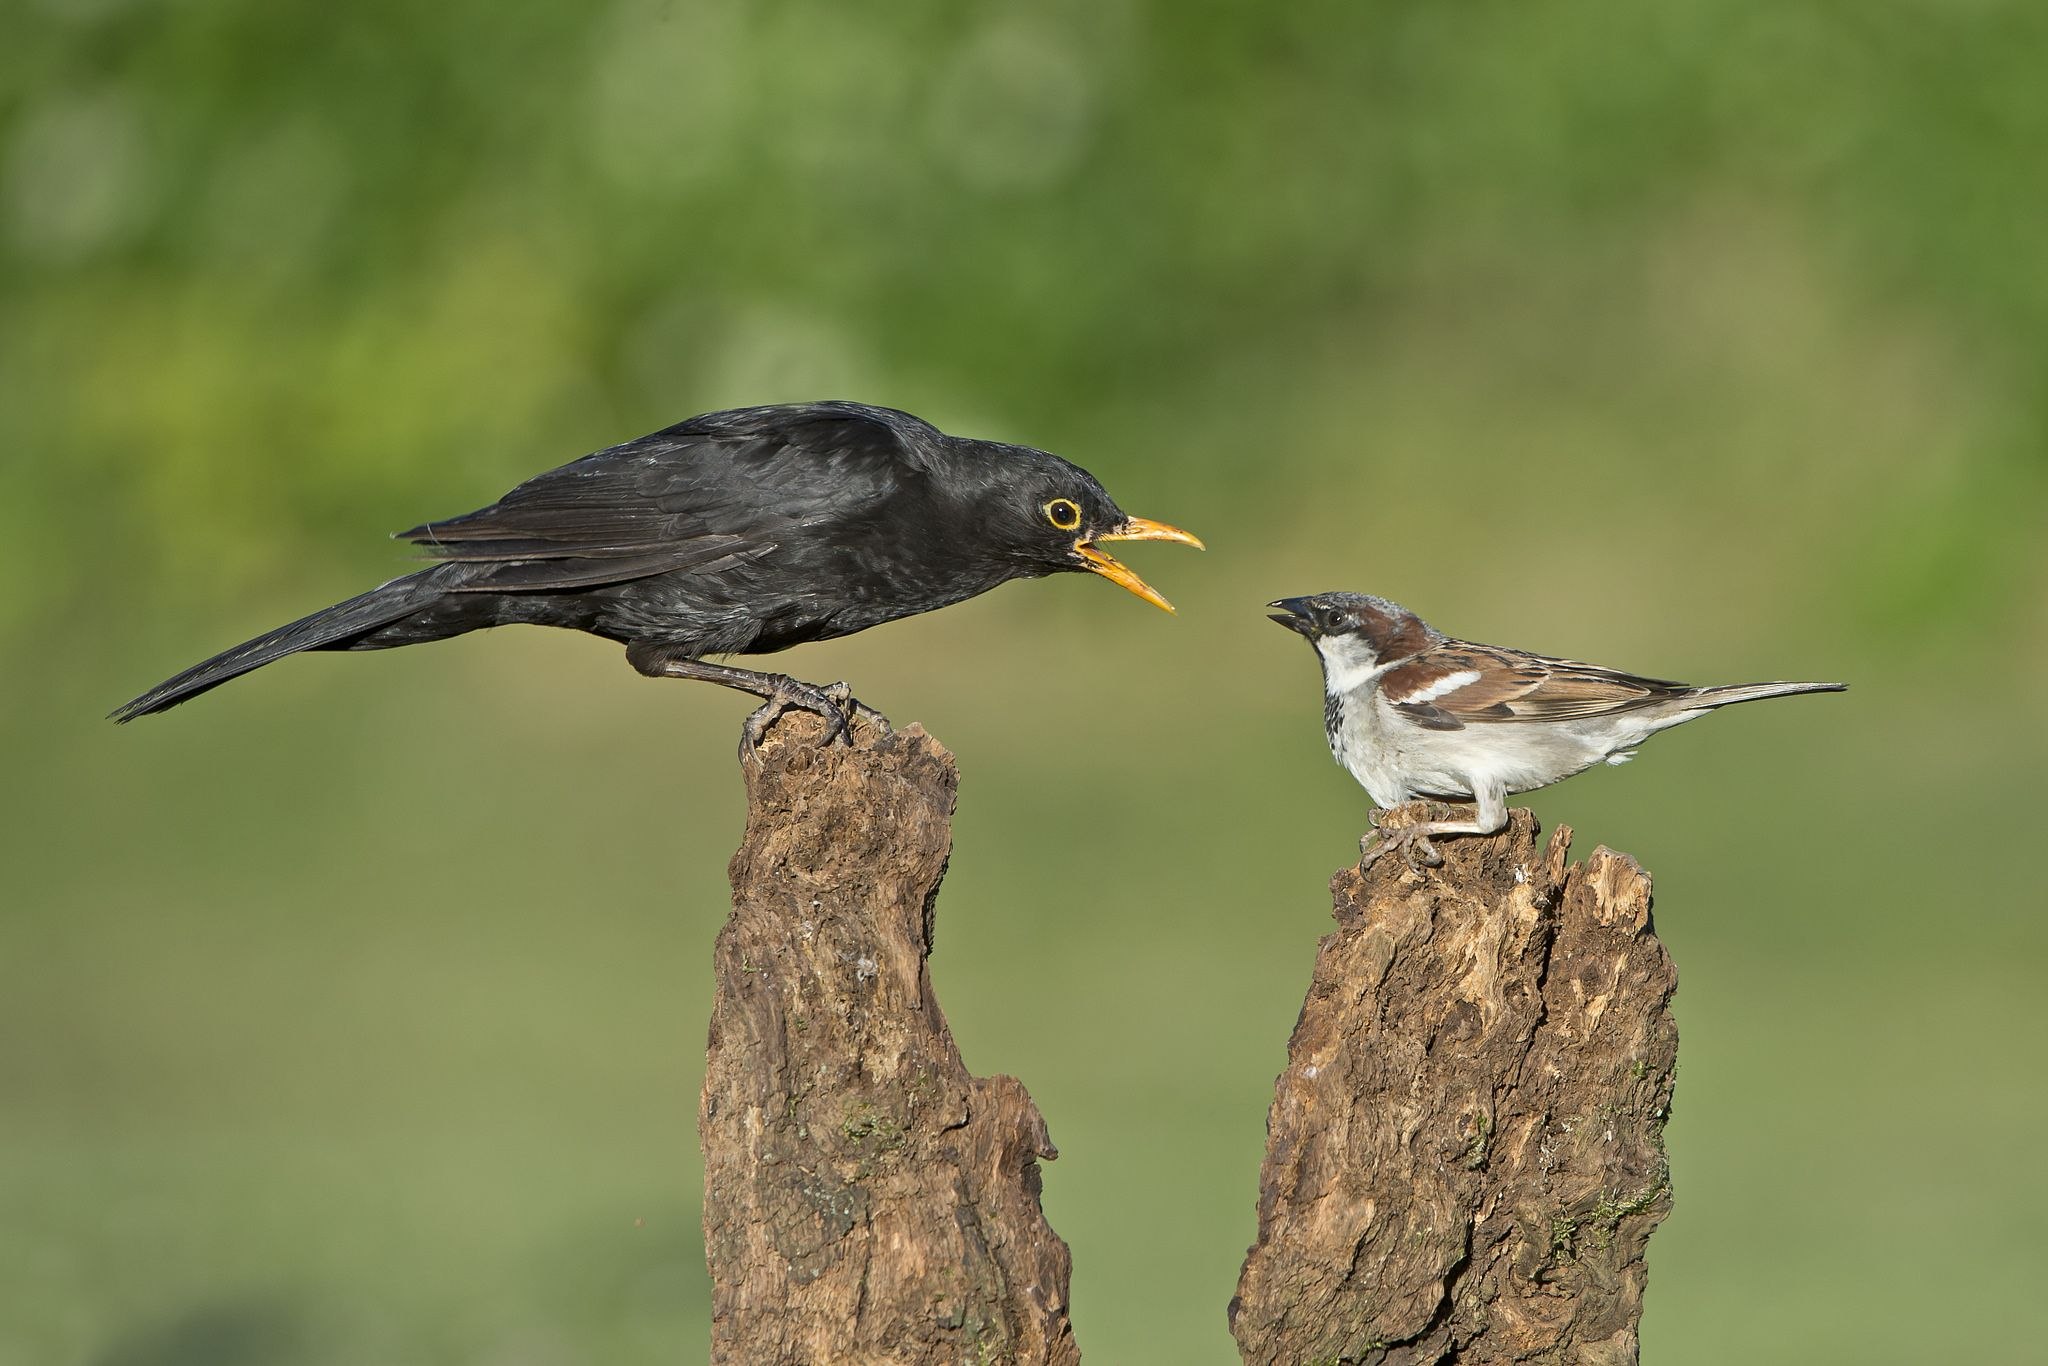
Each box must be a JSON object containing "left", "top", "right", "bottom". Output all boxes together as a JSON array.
[{"left": 1074, "top": 517, "right": 1205, "bottom": 613}]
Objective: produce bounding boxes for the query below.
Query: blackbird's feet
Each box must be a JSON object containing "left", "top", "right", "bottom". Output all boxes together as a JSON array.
[
  {"left": 740, "top": 675, "right": 855, "bottom": 753},
  {"left": 1360, "top": 809, "right": 1445, "bottom": 871},
  {"left": 818, "top": 681, "right": 892, "bottom": 738},
  {"left": 626, "top": 647, "right": 881, "bottom": 753}
]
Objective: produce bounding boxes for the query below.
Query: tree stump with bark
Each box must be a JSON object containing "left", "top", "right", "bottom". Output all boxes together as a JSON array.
[
  {"left": 1232, "top": 805, "right": 1679, "bottom": 1366},
  {"left": 701, "top": 711, "right": 1078, "bottom": 1366}
]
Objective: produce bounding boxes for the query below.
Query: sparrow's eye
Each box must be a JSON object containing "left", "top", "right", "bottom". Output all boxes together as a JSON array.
[{"left": 1044, "top": 498, "right": 1083, "bottom": 532}]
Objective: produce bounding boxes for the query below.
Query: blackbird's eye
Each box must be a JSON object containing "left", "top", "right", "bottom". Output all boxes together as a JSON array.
[{"left": 1043, "top": 498, "right": 1083, "bottom": 532}]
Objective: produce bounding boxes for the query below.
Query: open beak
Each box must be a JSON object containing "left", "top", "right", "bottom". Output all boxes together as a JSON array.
[
  {"left": 1267, "top": 598, "right": 1318, "bottom": 636},
  {"left": 1075, "top": 517, "right": 1205, "bottom": 614}
]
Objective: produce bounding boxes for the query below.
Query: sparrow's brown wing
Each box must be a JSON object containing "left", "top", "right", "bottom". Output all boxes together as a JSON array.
[{"left": 1381, "top": 641, "right": 1693, "bottom": 730}]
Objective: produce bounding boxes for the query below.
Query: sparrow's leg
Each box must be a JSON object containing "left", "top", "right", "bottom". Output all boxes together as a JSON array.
[
  {"left": 624, "top": 644, "right": 860, "bottom": 750},
  {"left": 1362, "top": 781, "right": 1509, "bottom": 870},
  {"left": 1361, "top": 809, "right": 1443, "bottom": 869}
]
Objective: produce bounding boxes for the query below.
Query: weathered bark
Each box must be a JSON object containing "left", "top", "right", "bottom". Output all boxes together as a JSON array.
[
  {"left": 702, "top": 712, "right": 1078, "bottom": 1366},
  {"left": 1232, "top": 805, "right": 1677, "bottom": 1366}
]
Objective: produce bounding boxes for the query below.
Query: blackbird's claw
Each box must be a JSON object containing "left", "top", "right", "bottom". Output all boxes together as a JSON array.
[
  {"left": 636, "top": 651, "right": 879, "bottom": 755},
  {"left": 820, "top": 681, "right": 892, "bottom": 738},
  {"left": 741, "top": 676, "right": 851, "bottom": 754},
  {"left": 816, "top": 682, "right": 858, "bottom": 738}
]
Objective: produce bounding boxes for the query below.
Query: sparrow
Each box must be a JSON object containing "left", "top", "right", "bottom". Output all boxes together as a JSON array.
[
  {"left": 1268, "top": 592, "right": 1845, "bottom": 867},
  {"left": 114, "top": 401, "right": 1202, "bottom": 743}
]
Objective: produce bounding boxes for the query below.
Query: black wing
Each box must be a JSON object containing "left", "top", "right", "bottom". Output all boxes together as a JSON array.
[{"left": 398, "top": 402, "right": 940, "bottom": 593}]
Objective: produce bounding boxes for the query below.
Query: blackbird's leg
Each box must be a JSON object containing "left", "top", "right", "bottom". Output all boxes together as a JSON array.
[
  {"left": 624, "top": 643, "right": 858, "bottom": 750},
  {"left": 676, "top": 660, "right": 850, "bottom": 750}
]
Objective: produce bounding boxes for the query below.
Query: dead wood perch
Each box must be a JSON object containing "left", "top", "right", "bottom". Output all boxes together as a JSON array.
[
  {"left": 1233, "top": 805, "right": 1679, "bottom": 1366},
  {"left": 702, "top": 711, "right": 1079, "bottom": 1366}
]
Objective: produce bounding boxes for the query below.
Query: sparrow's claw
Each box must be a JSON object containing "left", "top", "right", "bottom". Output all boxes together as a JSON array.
[{"left": 1360, "top": 814, "right": 1444, "bottom": 870}]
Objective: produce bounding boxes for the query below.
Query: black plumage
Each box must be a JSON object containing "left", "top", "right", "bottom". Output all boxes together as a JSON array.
[{"left": 113, "top": 401, "right": 1202, "bottom": 739}]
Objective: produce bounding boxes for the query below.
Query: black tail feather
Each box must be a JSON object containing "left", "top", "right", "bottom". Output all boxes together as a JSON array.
[{"left": 111, "top": 570, "right": 443, "bottom": 722}]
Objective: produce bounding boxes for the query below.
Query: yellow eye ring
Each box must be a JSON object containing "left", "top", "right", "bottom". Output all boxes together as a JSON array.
[{"left": 1044, "top": 498, "right": 1082, "bottom": 531}]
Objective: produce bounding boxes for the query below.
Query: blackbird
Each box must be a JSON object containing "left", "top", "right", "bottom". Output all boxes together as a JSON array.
[{"left": 114, "top": 401, "right": 1202, "bottom": 741}]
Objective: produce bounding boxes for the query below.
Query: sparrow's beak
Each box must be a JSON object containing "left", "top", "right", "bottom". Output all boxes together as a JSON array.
[
  {"left": 1267, "top": 598, "right": 1318, "bottom": 636},
  {"left": 1075, "top": 517, "right": 1205, "bottom": 614}
]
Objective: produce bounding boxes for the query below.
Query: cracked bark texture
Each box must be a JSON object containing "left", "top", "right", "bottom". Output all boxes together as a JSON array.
[
  {"left": 1232, "top": 805, "right": 1677, "bottom": 1366},
  {"left": 702, "top": 712, "right": 1078, "bottom": 1366}
]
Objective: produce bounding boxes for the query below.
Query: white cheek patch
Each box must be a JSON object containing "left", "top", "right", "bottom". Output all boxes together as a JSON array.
[
  {"left": 1315, "top": 637, "right": 1386, "bottom": 696},
  {"left": 1395, "top": 669, "right": 1480, "bottom": 704}
]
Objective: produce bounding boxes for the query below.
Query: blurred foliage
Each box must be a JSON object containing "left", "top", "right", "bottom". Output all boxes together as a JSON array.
[{"left": 4, "top": 1, "right": 2045, "bottom": 1363}]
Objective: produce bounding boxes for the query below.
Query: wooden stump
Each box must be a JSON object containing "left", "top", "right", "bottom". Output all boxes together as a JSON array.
[
  {"left": 701, "top": 712, "right": 1078, "bottom": 1366},
  {"left": 1232, "top": 806, "right": 1678, "bottom": 1366}
]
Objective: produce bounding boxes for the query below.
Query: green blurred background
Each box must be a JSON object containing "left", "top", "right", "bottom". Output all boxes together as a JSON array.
[{"left": 5, "top": 1, "right": 2045, "bottom": 1362}]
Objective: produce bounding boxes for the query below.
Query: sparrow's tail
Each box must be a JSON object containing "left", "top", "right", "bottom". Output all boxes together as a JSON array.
[
  {"left": 110, "top": 568, "right": 449, "bottom": 722},
  {"left": 1684, "top": 679, "right": 1848, "bottom": 711}
]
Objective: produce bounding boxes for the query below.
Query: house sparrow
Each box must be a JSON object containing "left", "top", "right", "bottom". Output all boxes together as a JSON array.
[{"left": 1269, "top": 592, "right": 1845, "bottom": 867}]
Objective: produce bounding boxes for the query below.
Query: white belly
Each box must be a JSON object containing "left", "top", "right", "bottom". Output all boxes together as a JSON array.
[{"left": 1328, "top": 687, "right": 1655, "bottom": 806}]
